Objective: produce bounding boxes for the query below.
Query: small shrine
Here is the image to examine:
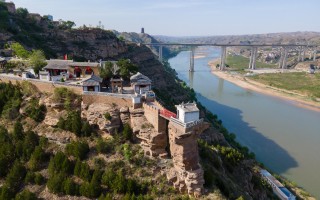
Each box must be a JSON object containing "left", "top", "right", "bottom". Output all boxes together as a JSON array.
[
  {"left": 130, "top": 72, "right": 152, "bottom": 94},
  {"left": 110, "top": 76, "right": 123, "bottom": 93},
  {"left": 175, "top": 102, "right": 199, "bottom": 123},
  {"left": 82, "top": 75, "right": 103, "bottom": 92}
]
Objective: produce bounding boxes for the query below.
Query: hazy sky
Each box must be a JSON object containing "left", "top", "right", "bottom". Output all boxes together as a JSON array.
[{"left": 11, "top": 0, "right": 320, "bottom": 36}]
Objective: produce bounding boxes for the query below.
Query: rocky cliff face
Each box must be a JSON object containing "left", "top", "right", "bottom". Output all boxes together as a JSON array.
[
  {"left": 167, "top": 121, "right": 210, "bottom": 197},
  {"left": 130, "top": 108, "right": 168, "bottom": 158}
]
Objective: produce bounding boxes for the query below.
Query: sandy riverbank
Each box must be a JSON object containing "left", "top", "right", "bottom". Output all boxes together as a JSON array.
[{"left": 208, "top": 60, "right": 320, "bottom": 112}]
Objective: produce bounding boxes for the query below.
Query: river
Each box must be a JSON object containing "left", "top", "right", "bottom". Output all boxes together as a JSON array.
[{"left": 168, "top": 47, "right": 320, "bottom": 198}]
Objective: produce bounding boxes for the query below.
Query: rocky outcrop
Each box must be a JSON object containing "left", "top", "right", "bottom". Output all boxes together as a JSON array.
[
  {"left": 81, "top": 103, "right": 120, "bottom": 134},
  {"left": 200, "top": 127, "right": 226, "bottom": 145},
  {"left": 167, "top": 120, "right": 210, "bottom": 197},
  {"left": 130, "top": 108, "right": 168, "bottom": 158},
  {"left": 120, "top": 106, "right": 130, "bottom": 125}
]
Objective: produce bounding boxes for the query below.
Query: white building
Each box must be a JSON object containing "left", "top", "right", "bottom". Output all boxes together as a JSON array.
[
  {"left": 176, "top": 102, "right": 199, "bottom": 123},
  {"left": 39, "top": 71, "right": 50, "bottom": 81}
]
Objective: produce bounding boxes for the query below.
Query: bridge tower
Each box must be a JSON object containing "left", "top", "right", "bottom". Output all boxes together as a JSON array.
[{"left": 313, "top": 49, "right": 317, "bottom": 61}]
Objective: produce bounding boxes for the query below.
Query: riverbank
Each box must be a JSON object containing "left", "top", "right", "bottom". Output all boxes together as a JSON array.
[{"left": 208, "top": 59, "right": 320, "bottom": 112}]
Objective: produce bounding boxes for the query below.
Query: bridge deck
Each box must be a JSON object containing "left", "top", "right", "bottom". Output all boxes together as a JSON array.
[{"left": 143, "top": 43, "right": 317, "bottom": 47}]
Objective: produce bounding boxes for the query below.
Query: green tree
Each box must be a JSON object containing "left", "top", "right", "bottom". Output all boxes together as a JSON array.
[
  {"left": 12, "top": 121, "right": 24, "bottom": 141},
  {"left": 65, "top": 141, "right": 89, "bottom": 160},
  {"left": 47, "top": 173, "right": 66, "bottom": 194},
  {"left": 10, "top": 42, "right": 30, "bottom": 59},
  {"left": 28, "top": 146, "right": 46, "bottom": 171},
  {"left": 99, "top": 61, "right": 113, "bottom": 80},
  {"left": 5, "top": 160, "right": 27, "bottom": 194},
  {"left": 16, "top": 8, "right": 29, "bottom": 18},
  {"left": 81, "top": 122, "right": 92, "bottom": 137},
  {"left": 15, "top": 189, "right": 38, "bottom": 200},
  {"left": 63, "top": 178, "right": 78, "bottom": 195},
  {"left": 34, "top": 173, "right": 45, "bottom": 185},
  {"left": 0, "top": 186, "right": 14, "bottom": 200},
  {"left": 29, "top": 50, "right": 47, "bottom": 75},
  {"left": 123, "top": 124, "right": 133, "bottom": 141},
  {"left": 59, "top": 20, "right": 76, "bottom": 29},
  {"left": 117, "top": 59, "right": 138, "bottom": 79},
  {"left": 0, "top": 2, "right": 9, "bottom": 30}
]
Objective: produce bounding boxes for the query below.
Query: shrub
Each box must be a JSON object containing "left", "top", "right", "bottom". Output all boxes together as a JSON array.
[
  {"left": 25, "top": 98, "right": 46, "bottom": 122},
  {"left": 96, "top": 138, "right": 114, "bottom": 154},
  {"left": 81, "top": 122, "right": 92, "bottom": 137},
  {"left": 48, "top": 151, "right": 73, "bottom": 176},
  {"left": 5, "top": 160, "right": 27, "bottom": 194},
  {"left": 104, "top": 112, "right": 112, "bottom": 120},
  {"left": 34, "top": 173, "right": 45, "bottom": 185},
  {"left": 47, "top": 173, "right": 66, "bottom": 194},
  {"left": 63, "top": 178, "right": 79, "bottom": 196},
  {"left": 65, "top": 141, "right": 89, "bottom": 160},
  {"left": 15, "top": 189, "right": 38, "bottom": 200},
  {"left": 122, "top": 124, "right": 133, "bottom": 141},
  {"left": 122, "top": 144, "right": 132, "bottom": 161}
]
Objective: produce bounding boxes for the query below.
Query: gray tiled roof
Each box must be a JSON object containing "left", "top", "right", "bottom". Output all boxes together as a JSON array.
[
  {"left": 83, "top": 81, "right": 100, "bottom": 86},
  {"left": 82, "top": 75, "right": 103, "bottom": 84},
  {"left": 69, "top": 62, "right": 99, "bottom": 67},
  {"left": 130, "top": 72, "right": 151, "bottom": 84},
  {"left": 43, "top": 59, "right": 72, "bottom": 70},
  {"left": 43, "top": 59, "right": 100, "bottom": 70}
]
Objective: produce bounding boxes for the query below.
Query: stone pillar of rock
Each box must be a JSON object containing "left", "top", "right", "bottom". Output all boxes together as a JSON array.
[{"left": 167, "top": 119, "right": 209, "bottom": 197}]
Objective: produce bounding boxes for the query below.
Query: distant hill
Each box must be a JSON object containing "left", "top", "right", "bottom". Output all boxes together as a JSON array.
[{"left": 153, "top": 32, "right": 320, "bottom": 45}]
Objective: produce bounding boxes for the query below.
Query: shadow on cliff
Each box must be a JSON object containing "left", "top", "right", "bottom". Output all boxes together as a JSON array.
[{"left": 196, "top": 93, "right": 298, "bottom": 174}]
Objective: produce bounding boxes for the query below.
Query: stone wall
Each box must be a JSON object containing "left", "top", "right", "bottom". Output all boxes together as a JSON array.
[
  {"left": 82, "top": 93, "right": 132, "bottom": 108},
  {"left": 0, "top": 76, "right": 83, "bottom": 94},
  {"left": 142, "top": 102, "right": 166, "bottom": 133}
]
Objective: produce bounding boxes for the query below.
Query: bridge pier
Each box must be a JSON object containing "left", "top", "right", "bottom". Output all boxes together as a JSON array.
[
  {"left": 249, "top": 47, "right": 258, "bottom": 69},
  {"left": 302, "top": 49, "right": 306, "bottom": 62},
  {"left": 158, "top": 45, "right": 163, "bottom": 62},
  {"left": 189, "top": 46, "right": 195, "bottom": 72},
  {"left": 279, "top": 48, "right": 284, "bottom": 68},
  {"left": 220, "top": 46, "right": 227, "bottom": 70},
  {"left": 313, "top": 49, "right": 317, "bottom": 61},
  {"left": 298, "top": 46, "right": 302, "bottom": 62},
  {"left": 282, "top": 48, "right": 288, "bottom": 69}
]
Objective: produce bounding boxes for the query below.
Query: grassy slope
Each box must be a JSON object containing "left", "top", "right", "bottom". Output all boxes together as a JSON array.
[
  {"left": 226, "top": 55, "right": 277, "bottom": 72},
  {"left": 249, "top": 72, "right": 320, "bottom": 98}
]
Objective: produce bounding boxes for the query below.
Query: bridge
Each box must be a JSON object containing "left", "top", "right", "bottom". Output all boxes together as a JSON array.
[{"left": 143, "top": 43, "right": 319, "bottom": 71}]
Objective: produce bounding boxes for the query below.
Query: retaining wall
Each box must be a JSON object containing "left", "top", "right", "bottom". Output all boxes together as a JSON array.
[
  {"left": 82, "top": 92, "right": 132, "bottom": 107},
  {"left": 0, "top": 75, "right": 83, "bottom": 94},
  {"left": 143, "top": 102, "right": 167, "bottom": 133}
]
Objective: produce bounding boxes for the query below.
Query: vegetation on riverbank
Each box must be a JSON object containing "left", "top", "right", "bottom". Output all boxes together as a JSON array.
[
  {"left": 225, "top": 55, "right": 277, "bottom": 72},
  {"left": 249, "top": 72, "right": 320, "bottom": 99}
]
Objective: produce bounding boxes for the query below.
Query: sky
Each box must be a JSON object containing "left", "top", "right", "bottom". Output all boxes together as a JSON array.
[{"left": 10, "top": 0, "right": 320, "bottom": 36}]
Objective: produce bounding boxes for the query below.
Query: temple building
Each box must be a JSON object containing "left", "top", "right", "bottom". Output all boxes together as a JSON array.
[
  {"left": 130, "top": 72, "right": 152, "bottom": 94},
  {"left": 42, "top": 59, "right": 100, "bottom": 81},
  {"left": 82, "top": 75, "right": 102, "bottom": 92}
]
